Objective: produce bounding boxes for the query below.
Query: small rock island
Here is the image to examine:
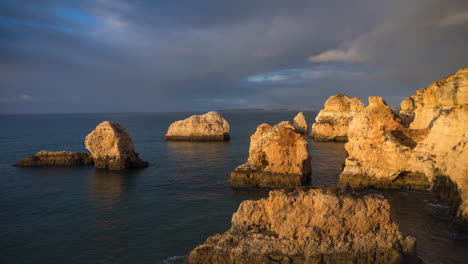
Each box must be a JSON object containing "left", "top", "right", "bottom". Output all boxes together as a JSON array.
[
  {"left": 13, "top": 151, "right": 94, "bottom": 167},
  {"left": 293, "top": 112, "right": 308, "bottom": 134},
  {"left": 165, "top": 111, "right": 230, "bottom": 141},
  {"left": 187, "top": 188, "right": 419, "bottom": 264},
  {"left": 310, "top": 94, "right": 365, "bottom": 142},
  {"left": 230, "top": 121, "right": 311, "bottom": 188}
]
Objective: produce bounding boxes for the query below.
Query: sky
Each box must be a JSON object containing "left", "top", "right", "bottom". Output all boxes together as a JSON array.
[{"left": 1, "top": 0, "right": 467, "bottom": 114}]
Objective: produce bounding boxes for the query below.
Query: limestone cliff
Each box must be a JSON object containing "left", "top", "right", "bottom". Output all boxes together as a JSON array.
[
  {"left": 293, "top": 112, "right": 308, "bottom": 134},
  {"left": 14, "top": 151, "right": 93, "bottom": 167},
  {"left": 85, "top": 121, "right": 148, "bottom": 170},
  {"left": 230, "top": 122, "right": 311, "bottom": 187},
  {"left": 165, "top": 111, "right": 230, "bottom": 141},
  {"left": 187, "top": 188, "right": 419, "bottom": 264},
  {"left": 310, "top": 94, "right": 365, "bottom": 141}
]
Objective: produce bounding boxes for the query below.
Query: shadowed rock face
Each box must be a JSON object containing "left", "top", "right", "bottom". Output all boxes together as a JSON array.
[
  {"left": 293, "top": 112, "right": 308, "bottom": 134},
  {"left": 310, "top": 94, "right": 365, "bottom": 142},
  {"left": 186, "top": 188, "right": 419, "bottom": 264},
  {"left": 165, "top": 111, "right": 230, "bottom": 141},
  {"left": 85, "top": 121, "right": 148, "bottom": 170},
  {"left": 230, "top": 121, "right": 311, "bottom": 188},
  {"left": 13, "top": 151, "right": 94, "bottom": 167},
  {"left": 340, "top": 68, "right": 468, "bottom": 229}
]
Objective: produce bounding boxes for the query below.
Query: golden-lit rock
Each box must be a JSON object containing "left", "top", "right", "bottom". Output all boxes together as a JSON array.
[
  {"left": 85, "top": 121, "right": 148, "bottom": 170},
  {"left": 13, "top": 151, "right": 93, "bottom": 167},
  {"left": 165, "top": 111, "right": 230, "bottom": 141},
  {"left": 230, "top": 121, "right": 311, "bottom": 187},
  {"left": 293, "top": 112, "right": 308, "bottom": 134},
  {"left": 310, "top": 94, "right": 365, "bottom": 141},
  {"left": 187, "top": 188, "right": 419, "bottom": 264}
]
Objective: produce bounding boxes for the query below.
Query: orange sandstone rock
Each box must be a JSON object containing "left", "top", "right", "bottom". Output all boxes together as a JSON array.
[
  {"left": 293, "top": 112, "right": 308, "bottom": 134},
  {"left": 13, "top": 151, "right": 93, "bottom": 167},
  {"left": 165, "top": 111, "right": 230, "bottom": 141}
]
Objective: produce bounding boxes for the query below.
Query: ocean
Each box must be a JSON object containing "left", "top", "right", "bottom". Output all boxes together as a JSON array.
[{"left": 1, "top": 111, "right": 467, "bottom": 264}]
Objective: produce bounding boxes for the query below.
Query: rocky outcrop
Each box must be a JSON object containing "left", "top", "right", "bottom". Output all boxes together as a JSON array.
[
  {"left": 310, "top": 94, "right": 365, "bottom": 142},
  {"left": 293, "top": 112, "right": 308, "bottom": 134},
  {"left": 13, "top": 151, "right": 93, "bottom": 167},
  {"left": 187, "top": 188, "right": 419, "bottom": 264},
  {"left": 85, "top": 121, "right": 148, "bottom": 170},
  {"left": 165, "top": 111, "right": 230, "bottom": 141},
  {"left": 230, "top": 122, "right": 311, "bottom": 188},
  {"left": 340, "top": 68, "right": 468, "bottom": 228}
]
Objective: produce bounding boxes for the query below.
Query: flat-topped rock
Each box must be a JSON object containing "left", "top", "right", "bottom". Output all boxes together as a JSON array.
[
  {"left": 165, "top": 111, "right": 230, "bottom": 141},
  {"left": 85, "top": 121, "right": 148, "bottom": 170},
  {"left": 293, "top": 112, "right": 308, "bottom": 134},
  {"left": 187, "top": 188, "right": 419, "bottom": 264},
  {"left": 13, "top": 151, "right": 93, "bottom": 167},
  {"left": 230, "top": 121, "right": 311, "bottom": 188},
  {"left": 310, "top": 94, "right": 365, "bottom": 142}
]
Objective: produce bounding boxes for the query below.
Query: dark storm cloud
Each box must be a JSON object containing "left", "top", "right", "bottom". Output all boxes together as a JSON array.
[{"left": 0, "top": 0, "right": 467, "bottom": 113}]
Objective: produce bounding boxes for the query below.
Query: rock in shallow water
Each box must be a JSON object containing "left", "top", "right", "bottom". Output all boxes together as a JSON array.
[
  {"left": 186, "top": 188, "right": 420, "bottom": 264},
  {"left": 13, "top": 151, "right": 94, "bottom": 167},
  {"left": 230, "top": 121, "right": 311, "bottom": 188},
  {"left": 165, "top": 111, "right": 230, "bottom": 141},
  {"left": 85, "top": 121, "right": 148, "bottom": 170},
  {"left": 293, "top": 112, "right": 308, "bottom": 134}
]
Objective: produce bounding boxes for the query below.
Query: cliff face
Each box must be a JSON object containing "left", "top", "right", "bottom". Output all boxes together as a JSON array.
[
  {"left": 340, "top": 68, "right": 468, "bottom": 227},
  {"left": 230, "top": 121, "right": 311, "bottom": 187},
  {"left": 165, "top": 111, "right": 230, "bottom": 141},
  {"left": 187, "top": 188, "right": 418, "bottom": 264},
  {"left": 14, "top": 151, "right": 93, "bottom": 167},
  {"left": 293, "top": 112, "right": 308, "bottom": 134},
  {"left": 85, "top": 121, "right": 148, "bottom": 170},
  {"left": 310, "top": 94, "right": 365, "bottom": 142}
]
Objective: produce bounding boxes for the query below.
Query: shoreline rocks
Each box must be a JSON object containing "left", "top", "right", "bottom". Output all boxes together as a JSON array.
[
  {"left": 230, "top": 122, "right": 311, "bottom": 188},
  {"left": 13, "top": 151, "right": 94, "bottom": 167},
  {"left": 165, "top": 111, "right": 230, "bottom": 141},
  {"left": 310, "top": 94, "right": 365, "bottom": 142},
  {"left": 293, "top": 112, "right": 308, "bottom": 134},
  {"left": 187, "top": 188, "right": 419, "bottom": 264},
  {"left": 85, "top": 121, "right": 149, "bottom": 170}
]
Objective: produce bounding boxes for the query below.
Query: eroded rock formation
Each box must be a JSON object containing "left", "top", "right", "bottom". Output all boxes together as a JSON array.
[
  {"left": 187, "top": 188, "right": 419, "bottom": 264},
  {"left": 13, "top": 151, "right": 93, "bottom": 167},
  {"left": 165, "top": 111, "right": 230, "bottom": 141},
  {"left": 230, "top": 121, "right": 311, "bottom": 187},
  {"left": 85, "top": 121, "right": 149, "bottom": 170},
  {"left": 340, "top": 68, "right": 468, "bottom": 228},
  {"left": 310, "top": 94, "right": 365, "bottom": 141},
  {"left": 293, "top": 112, "right": 308, "bottom": 134}
]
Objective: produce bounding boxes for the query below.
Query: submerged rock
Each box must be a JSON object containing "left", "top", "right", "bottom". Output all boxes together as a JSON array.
[
  {"left": 293, "top": 112, "right": 308, "bottom": 134},
  {"left": 165, "top": 111, "right": 230, "bottom": 141},
  {"left": 187, "top": 188, "right": 419, "bottom": 264},
  {"left": 13, "top": 151, "right": 93, "bottom": 167},
  {"left": 85, "top": 121, "right": 148, "bottom": 170},
  {"left": 310, "top": 94, "right": 365, "bottom": 142},
  {"left": 230, "top": 121, "right": 311, "bottom": 188}
]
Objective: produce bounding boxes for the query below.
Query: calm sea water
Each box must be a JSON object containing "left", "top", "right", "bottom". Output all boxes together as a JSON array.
[{"left": 1, "top": 111, "right": 467, "bottom": 264}]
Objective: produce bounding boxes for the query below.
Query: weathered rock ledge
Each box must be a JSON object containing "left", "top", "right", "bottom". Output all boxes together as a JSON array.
[
  {"left": 187, "top": 188, "right": 419, "bottom": 264},
  {"left": 14, "top": 151, "right": 94, "bottom": 167},
  {"left": 230, "top": 122, "right": 311, "bottom": 188},
  {"left": 165, "top": 111, "right": 230, "bottom": 141},
  {"left": 310, "top": 94, "right": 365, "bottom": 142}
]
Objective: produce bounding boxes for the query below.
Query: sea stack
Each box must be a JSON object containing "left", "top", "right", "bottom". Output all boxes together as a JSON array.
[
  {"left": 13, "top": 151, "right": 94, "bottom": 167},
  {"left": 293, "top": 112, "right": 308, "bottom": 134},
  {"left": 187, "top": 188, "right": 419, "bottom": 264},
  {"left": 165, "top": 111, "right": 230, "bottom": 141},
  {"left": 339, "top": 67, "right": 468, "bottom": 228},
  {"left": 230, "top": 121, "right": 311, "bottom": 188},
  {"left": 85, "top": 121, "right": 149, "bottom": 170},
  {"left": 310, "top": 94, "right": 365, "bottom": 142}
]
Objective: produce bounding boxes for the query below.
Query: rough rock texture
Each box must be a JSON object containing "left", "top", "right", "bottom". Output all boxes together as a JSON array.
[
  {"left": 13, "top": 151, "right": 93, "bottom": 167},
  {"left": 310, "top": 94, "right": 365, "bottom": 142},
  {"left": 293, "top": 112, "right": 308, "bottom": 134},
  {"left": 340, "top": 68, "right": 468, "bottom": 228},
  {"left": 187, "top": 188, "right": 419, "bottom": 264},
  {"left": 230, "top": 122, "right": 311, "bottom": 187},
  {"left": 165, "top": 111, "right": 230, "bottom": 141},
  {"left": 85, "top": 121, "right": 148, "bottom": 170}
]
